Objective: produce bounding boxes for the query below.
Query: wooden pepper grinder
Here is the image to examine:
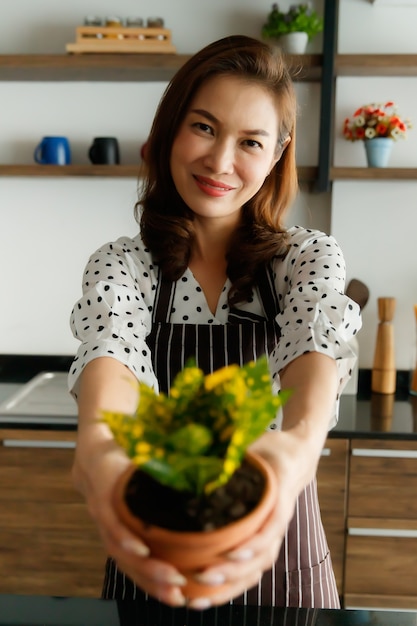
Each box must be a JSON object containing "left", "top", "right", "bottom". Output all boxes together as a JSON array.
[
  {"left": 410, "top": 304, "right": 417, "bottom": 396},
  {"left": 371, "top": 297, "right": 396, "bottom": 394}
]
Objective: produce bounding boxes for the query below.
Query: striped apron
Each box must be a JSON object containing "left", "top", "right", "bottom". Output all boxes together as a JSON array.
[{"left": 103, "top": 268, "right": 340, "bottom": 609}]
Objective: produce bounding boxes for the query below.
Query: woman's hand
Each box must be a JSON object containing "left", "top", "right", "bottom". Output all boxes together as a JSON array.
[
  {"left": 72, "top": 352, "right": 338, "bottom": 609},
  {"left": 73, "top": 426, "right": 189, "bottom": 606},
  {"left": 73, "top": 358, "right": 188, "bottom": 606},
  {"left": 185, "top": 352, "right": 339, "bottom": 609},
  {"left": 183, "top": 431, "right": 298, "bottom": 609}
]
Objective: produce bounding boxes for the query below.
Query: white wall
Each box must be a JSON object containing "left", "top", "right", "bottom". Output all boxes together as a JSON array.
[
  {"left": 1, "top": 0, "right": 416, "bottom": 372},
  {"left": 333, "top": 0, "right": 417, "bottom": 370},
  {"left": 0, "top": 0, "right": 324, "bottom": 56},
  {"left": 0, "top": 0, "right": 328, "bottom": 356}
]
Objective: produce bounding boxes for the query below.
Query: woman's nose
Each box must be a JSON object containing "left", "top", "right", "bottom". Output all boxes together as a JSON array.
[{"left": 203, "top": 140, "right": 234, "bottom": 174}]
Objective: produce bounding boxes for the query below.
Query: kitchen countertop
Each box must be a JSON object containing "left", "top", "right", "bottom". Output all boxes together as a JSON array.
[
  {"left": 0, "top": 355, "right": 416, "bottom": 440},
  {"left": 1, "top": 594, "right": 417, "bottom": 625}
]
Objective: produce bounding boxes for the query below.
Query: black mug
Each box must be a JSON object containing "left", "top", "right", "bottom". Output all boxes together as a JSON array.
[{"left": 88, "top": 137, "right": 120, "bottom": 164}]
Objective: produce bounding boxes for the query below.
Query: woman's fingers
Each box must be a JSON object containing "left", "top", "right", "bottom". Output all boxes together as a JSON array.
[
  {"left": 187, "top": 526, "right": 282, "bottom": 608},
  {"left": 188, "top": 567, "right": 263, "bottom": 609},
  {"left": 112, "top": 552, "right": 188, "bottom": 606}
]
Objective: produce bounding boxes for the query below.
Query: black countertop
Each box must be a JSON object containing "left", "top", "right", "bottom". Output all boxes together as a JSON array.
[
  {"left": 1, "top": 594, "right": 416, "bottom": 626},
  {"left": 0, "top": 355, "right": 416, "bottom": 440},
  {"left": 332, "top": 368, "right": 417, "bottom": 440},
  {"left": 333, "top": 392, "right": 417, "bottom": 440}
]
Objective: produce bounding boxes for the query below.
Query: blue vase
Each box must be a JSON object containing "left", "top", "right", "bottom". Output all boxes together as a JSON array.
[{"left": 364, "top": 137, "right": 393, "bottom": 168}]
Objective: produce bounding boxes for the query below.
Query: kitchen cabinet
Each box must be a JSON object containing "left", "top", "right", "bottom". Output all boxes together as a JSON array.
[
  {"left": 0, "top": 417, "right": 417, "bottom": 606},
  {"left": 316, "top": 438, "right": 349, "bottom": 597},
  {"left": 318, "top": 435, "right": 417, "bottom": 610},
  {"left": 344, "top": 438, "right": 417, "bottom": 610},
  {"left": 0, "top": 425, "right": 348, "bottom": 600},
  {"left": 0, "top": 428, "right": 106, "bottom": 597}
]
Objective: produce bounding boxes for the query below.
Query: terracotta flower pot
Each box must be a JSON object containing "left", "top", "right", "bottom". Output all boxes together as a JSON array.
[{"left": 112, "top": 450, "right": 277, "bottom": 599}]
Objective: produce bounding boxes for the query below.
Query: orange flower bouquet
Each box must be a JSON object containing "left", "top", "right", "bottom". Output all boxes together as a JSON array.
[{"left": 343, "top": 102, "right": 412, "bottom": 142}]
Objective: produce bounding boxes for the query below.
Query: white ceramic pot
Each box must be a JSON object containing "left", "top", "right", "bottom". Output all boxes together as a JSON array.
[{"left": 277, "top": 32, "right": 308, "bottom": 54}]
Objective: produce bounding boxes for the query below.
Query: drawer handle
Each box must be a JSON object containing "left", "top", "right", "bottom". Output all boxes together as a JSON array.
[
  {"left": 349, "top": 527, "right": 417, "bottom": 538},
  {"left": 1, "top": 439, "right": 76, "bottom": 449},
  {"left": 352, "top": 449, "right": 417, "bottom": 459},
  {"left": 321, "top": 447, "right": 331, "bottom": 457}
]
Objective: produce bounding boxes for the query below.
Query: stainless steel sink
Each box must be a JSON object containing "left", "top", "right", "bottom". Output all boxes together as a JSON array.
[{"left": 0, "top": 371, "right": 77, "bottom": 426}]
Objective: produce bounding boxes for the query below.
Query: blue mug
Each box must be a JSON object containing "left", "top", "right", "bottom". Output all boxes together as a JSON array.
[{"left": 34, "top": 136, "right": 71, "bottom": 165}]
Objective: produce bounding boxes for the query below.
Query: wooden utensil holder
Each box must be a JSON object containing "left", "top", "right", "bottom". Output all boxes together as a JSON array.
[{"left": 371, "top": 297, "right": 396, "bottom": 394}]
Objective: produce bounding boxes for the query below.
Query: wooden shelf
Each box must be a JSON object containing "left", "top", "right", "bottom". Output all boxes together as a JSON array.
[
  {"left": 335, "top": 54, "right": 417, "bottom": 77},
  {"left": 0, "top": 53, "right": 322, "bottom": 82},
  {"left": 0, "top": 54, "right": 189, "bottom": 82},
  {"left": 0, "top": 164, "right": 144, "bottom": 177},
  {"left": 0, "top": 164, "right": 317, "bottom": 182},
  {"left": 330, "top": 167, "right": 417, "bottom": 180}
]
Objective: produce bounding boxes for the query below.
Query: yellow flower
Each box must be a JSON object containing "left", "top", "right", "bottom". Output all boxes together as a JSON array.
[
  {"left": 223, "top": 458, "right": 239, "bottom": 476},
  {"left": 101, "top": 355, "right": 287, "bottom": 496},
  {"left": 204, "top": 364, "right": 239, "bottom": 391},
  {"left": 135, "top": 441, "right": 152, "bottom": 457}
]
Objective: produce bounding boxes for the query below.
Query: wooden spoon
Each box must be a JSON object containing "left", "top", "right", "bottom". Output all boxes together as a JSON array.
[{"left": 345, "top": 278, "right": 370, "bottom": 311}]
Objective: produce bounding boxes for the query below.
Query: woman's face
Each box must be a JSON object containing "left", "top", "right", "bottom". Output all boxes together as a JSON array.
[{"left": 170, "top": 75, "right": 282, "bottom": 225}]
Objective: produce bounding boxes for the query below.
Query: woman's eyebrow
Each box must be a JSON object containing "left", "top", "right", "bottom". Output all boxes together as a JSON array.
[{"left": 190, "top": 108, "right": 271, "bottom": 137}]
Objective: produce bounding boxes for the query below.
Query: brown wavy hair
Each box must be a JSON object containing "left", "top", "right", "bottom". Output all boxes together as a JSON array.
[{"left": 137, "top": 35, "right": 299, "bottom": 305}]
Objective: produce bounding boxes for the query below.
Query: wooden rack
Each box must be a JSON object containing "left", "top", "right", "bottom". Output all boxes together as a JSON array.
[{"left": 66, "top": 26, "right": 176, "bottom": 54}]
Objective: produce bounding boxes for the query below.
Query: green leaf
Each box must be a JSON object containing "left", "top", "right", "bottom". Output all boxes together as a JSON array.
[
  {"left": 166, "top": 423, "right": 213, "bottom": 455},
  {"left": 141, "top": 455, "right": 224, "bottom": 494}
]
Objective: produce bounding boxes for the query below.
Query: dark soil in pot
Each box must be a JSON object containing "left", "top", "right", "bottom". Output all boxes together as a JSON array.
[{"left": 124, "top": 459, "right": 265, "bottom": 532}]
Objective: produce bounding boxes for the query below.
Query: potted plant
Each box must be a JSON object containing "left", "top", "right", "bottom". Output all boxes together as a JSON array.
[
  {"left": 102, "top": 355, "right": 289, "bottom": 598},
  {"left": 342, "top": 101, "right": 412, "bottom": 167},
  {"left": 261, "top": 3, "right": 324, "bottom": 54}
]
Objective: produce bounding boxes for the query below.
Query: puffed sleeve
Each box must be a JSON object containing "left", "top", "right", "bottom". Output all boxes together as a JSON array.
[
  {"left": 68, "top": 236, "right": 159, "bottom": 398},
  {"left": 269, "top": 226, "right": 362, "bottom": 428}
]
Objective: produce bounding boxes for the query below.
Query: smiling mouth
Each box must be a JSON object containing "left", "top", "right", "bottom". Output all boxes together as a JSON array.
[{"left": 193, "top": 175, "right": 235, "bottom": 192}]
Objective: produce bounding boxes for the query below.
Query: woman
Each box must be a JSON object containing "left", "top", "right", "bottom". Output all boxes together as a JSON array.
[{"left": 69, "top": 35, "right": 361, "bottom": 610}]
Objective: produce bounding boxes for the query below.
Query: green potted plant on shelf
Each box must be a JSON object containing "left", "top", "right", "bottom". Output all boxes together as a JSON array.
[
  {"left": 262, "top": 3, "right": 324, "bottom": 54},
  {"left": 102, "top": 355, "right": 289, "bottom": 599},
  {"left": 343, "top": 101, "right": 412, "bottom": 168}
]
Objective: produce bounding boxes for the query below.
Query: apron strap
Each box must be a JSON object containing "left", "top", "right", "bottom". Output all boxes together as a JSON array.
[
  {"left": 229, "top": 264, "right": 280, "bottom": 324},
  {"left": 255, "top": 263, "right": 281, "bottom": 320},
  {"left": 152, "top": 273, "right": 176, "bottom": 324}
]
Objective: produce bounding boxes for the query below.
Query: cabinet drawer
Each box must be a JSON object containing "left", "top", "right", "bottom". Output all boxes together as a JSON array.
[
  {"left": 0, "top": 526, "right": 105, "bottom": 597},
  {"left": 349, "top": 439, "right": 417, "bottom": 519},
  {"left": 0, "top": 429, "right": 77, "bottom": 500},
  {"left": 317, "top": 438, "right": 349, "bottom": 594},
  {"left": 345, "top": 532, "right": 417, "bottom": 597},
  {"left": 0, "top": 428, "right": 106, "bottom": 597}
]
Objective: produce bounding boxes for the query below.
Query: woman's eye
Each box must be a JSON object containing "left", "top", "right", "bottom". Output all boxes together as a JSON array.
[
  {"left": 243, "top": 139, "right": 262, "bottom": 149},
  {"left": 193, "top": 122, "right": 213, "bottom": 134}
]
